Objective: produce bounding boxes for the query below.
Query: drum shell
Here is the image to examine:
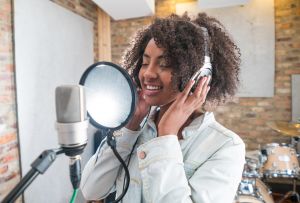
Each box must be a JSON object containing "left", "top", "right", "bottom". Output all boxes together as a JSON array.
[
  {"left": 244, "top": 150, "right": 263, "bottom": 178},
  {"left": 261, "top": 143, "right": 300, "bottom": 178},
  {"left": 234, "top": 178, "right": 274, "bottom": 203}
]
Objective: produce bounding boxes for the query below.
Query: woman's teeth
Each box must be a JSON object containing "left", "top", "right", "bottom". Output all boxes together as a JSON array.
[{"left": 146, "top": 85, "right": 161, "bottom": 90}]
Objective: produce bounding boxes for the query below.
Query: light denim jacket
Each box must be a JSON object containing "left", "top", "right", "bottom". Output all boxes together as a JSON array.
[{"left": 81, "top": 112, "right": 245, "bottom": 203}]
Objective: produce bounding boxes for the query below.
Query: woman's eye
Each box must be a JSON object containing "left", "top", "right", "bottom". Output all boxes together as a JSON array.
[
  {"left": 159, "top": 63, "right": 170, "bottom": 68},
  {"left": 159, "top": 59, "right": 171, "bottom": 68}
]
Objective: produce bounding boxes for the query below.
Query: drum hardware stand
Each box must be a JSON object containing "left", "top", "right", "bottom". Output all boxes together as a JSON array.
[{"left": 278, "top": 178, "right": 300, "bottom": 203}]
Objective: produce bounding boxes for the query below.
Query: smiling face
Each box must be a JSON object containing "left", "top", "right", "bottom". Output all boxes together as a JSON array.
[{"left": 138, "top": 38, "right": 179, "bottom": 106}]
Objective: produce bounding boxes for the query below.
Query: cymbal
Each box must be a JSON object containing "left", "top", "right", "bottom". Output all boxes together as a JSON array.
[{"left": 267, "top": 121, "right": 300, "bottom": 137}]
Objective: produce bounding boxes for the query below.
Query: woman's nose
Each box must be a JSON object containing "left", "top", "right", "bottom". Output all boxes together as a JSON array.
[{"left": 143, "top": 64, "right": 158, "bottom": 79}]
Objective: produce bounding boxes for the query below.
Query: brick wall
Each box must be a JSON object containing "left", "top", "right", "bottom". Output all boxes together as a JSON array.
[
  {"left": 111, "top": 0, "right": 300, "bottom": 151},
  {"left": 0, "top": 0, "right": 20, "bottom": 201},
  {"left": 0, "top": 0, "right": 98, "bottom": 201}
]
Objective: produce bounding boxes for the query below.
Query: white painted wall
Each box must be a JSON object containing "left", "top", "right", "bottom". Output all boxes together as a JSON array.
[
  {"left": 292, "top": 75, "right": 300, "bottom": 122},
  {"left": 14, "top": 0, "right": 94, "bottom": 202},
  {"left": 93, "top": 0, "right": 155, "bottom": 20},
  {"left": 197, "top": 0, "right": 250, "bottom": 9},
  {"left": 176, "top": 0, "right": 275, "bottom": 97}
]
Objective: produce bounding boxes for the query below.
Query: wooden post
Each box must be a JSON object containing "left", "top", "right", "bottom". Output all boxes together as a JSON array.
[{"left": 97, "top": 7, "right": 111, "bottom": 61}]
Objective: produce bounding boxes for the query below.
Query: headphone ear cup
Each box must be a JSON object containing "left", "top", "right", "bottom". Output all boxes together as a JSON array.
[
  {"left": 133, "top": 74, "right": 141, "bottom": 88},
  {"left": 178, "top": 77, "right": 192, "bottom": 92}
]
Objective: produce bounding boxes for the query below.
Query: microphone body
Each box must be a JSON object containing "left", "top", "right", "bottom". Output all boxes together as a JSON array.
[{"left": 55, "top": 85, "right": 88, "bottom": 189}]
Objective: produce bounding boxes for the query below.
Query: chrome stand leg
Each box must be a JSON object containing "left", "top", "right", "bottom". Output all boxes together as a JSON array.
[{"left": 277, "top": 179, "right": 300, "bottom": 203}]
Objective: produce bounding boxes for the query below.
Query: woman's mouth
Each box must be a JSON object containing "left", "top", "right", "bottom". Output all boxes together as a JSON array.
[{"left": 143, "top": 85, "right": 162, "bottom": 96}]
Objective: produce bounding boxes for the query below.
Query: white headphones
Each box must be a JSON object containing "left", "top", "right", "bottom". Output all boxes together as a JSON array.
[{"left": 189, "top": 24, "right": 212, "bottom": 84}]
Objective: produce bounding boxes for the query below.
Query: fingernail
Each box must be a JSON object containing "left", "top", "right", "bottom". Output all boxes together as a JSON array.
[
  {"left": 206, "top": 86, "right": 211, "bottom": 93},
  {"left": 206, "top": 76, "right": 211, "bottom": 83}
]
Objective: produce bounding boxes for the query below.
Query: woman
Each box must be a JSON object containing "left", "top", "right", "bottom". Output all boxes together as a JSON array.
[{"left": 81, "top": 12, "right": 245, "bottom": 203}]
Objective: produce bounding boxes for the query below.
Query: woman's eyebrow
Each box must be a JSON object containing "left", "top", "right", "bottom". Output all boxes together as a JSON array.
[{"left": 143, "top": 53, "right": 165, "bottom": 59}]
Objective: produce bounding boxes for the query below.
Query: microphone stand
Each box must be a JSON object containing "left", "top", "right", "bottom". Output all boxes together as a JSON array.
[{"left": 2, "top": 148, "right": 64, "bottom": 203}]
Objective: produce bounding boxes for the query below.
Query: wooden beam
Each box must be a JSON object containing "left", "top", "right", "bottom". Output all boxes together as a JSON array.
[{"left": 97, "top": 7, "right": 111, "bottom": 61}]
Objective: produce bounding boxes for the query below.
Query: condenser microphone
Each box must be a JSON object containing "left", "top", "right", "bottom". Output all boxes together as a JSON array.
[{"left": 55, "top": 85, "right": 89, "bottom": 189}]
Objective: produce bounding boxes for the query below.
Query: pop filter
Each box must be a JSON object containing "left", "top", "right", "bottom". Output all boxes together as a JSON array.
[{"left": 79, "top": 61, "right": 137, "bottom": 130}]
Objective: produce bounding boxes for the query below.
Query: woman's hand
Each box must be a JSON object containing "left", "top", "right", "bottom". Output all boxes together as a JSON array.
[
  {"left": 158, "top": 76, "right": 211, "bottom": 136},
  {"left": 125, "top": 88, "right": 150, "bottom": 131}
]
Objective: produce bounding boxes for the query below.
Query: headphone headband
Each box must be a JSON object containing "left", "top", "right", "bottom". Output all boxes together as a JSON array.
[{"left": 188, "top": 22, "right": 210, "bottom": 57}]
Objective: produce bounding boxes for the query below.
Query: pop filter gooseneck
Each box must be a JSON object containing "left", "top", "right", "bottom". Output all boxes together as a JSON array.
[{"left": 79, "top": 61, "right": 137, "bottom": 202}]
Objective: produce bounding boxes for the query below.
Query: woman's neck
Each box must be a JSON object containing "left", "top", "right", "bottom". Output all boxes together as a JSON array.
[{"left": 154, "top": 102, "right": 172, "bottom": 127}]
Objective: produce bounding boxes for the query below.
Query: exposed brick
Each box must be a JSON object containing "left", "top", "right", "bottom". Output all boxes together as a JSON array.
[
  {"left": 0, "top": 133, "right": 16, "bottom": 145},
  {"left": 0, "top": 148, "right": 19, "bottom": 164},
  {"left": 257, "top": 101, "right": 272, "bottom": 106},
  {"left": 0, "top": 166, "right": 8, "bottom": 174},
  {"left": 245, "top": 112, "right": 257, "bottom": 118},
  {"left": 279, "top": 22, "right": 293, "bottom": 29}
]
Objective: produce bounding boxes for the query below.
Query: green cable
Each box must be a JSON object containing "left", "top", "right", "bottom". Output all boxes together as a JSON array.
[{"left": 69, "top": 188, "right": 78, "bottom": 203}]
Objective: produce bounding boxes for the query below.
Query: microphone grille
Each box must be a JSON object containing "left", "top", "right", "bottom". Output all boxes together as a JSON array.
[{"left": 55, "top": 85, "right": 86, "bottom": 123}]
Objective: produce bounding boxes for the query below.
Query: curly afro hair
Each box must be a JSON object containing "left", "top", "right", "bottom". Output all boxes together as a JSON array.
[{"left": 122, "top": 12, "right": 241, "bottom": 108}]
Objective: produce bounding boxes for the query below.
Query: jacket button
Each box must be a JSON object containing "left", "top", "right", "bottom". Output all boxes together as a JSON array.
[{"left": 138, "top": 151, "right": 146, "bottom": 159}]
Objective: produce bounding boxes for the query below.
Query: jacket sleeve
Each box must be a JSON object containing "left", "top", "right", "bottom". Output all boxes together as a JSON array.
[
  {"left": 137, "top": 135, "right": 245, "bottom": 203},
  {"left": 188, "top": 139, "right": 245, "bottom": 203},
  {"left": 80, "top": 128, "right": 140, "bottom": 200}
]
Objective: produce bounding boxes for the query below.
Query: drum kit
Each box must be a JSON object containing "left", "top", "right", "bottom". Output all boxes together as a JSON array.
[{"left": 234, "top": 121, "right": 300, "bottom": 203}]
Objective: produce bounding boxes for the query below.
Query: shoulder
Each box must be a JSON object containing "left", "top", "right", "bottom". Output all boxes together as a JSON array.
[
  {"left": 207, "top": 121, "right": 244, "bottom": 146},
  {"left": 190, "top": 112, "right": 245, "bottom": 149},
  {"left": 182, "top": 115, "right": 245, "bottom": 179},
  {"left": 184, "top": 114, "right": 245, "bottom": 161}
]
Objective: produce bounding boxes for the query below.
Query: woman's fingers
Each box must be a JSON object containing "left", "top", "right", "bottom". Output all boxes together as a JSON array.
[
  {"left": 177, "top": 79, "right": 195, "bottom": 102},
  {"left": 194, "top": 76, "right": 209, "bottom": 98},
  {"left": 186, "top": 76, "right": 210, "bottom": 106},
  {"left": 137, "top": 88, "right": 145, "bottom": 100},
  {"left": 175, "top": 76, "right": 210, "bottom": 110}
]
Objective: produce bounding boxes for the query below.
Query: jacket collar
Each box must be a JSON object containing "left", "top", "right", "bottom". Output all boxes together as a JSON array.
[
  {"left": 181, "top": 112, "right": 215, "bottom": 139},
  {"left": 146, "top": 106, "right": 215, "bottom": 140}
]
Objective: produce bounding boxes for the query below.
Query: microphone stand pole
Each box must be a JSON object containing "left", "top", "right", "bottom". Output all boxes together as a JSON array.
[{"left": 2, "top": 148, "right": 64, "bottom": 203}]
